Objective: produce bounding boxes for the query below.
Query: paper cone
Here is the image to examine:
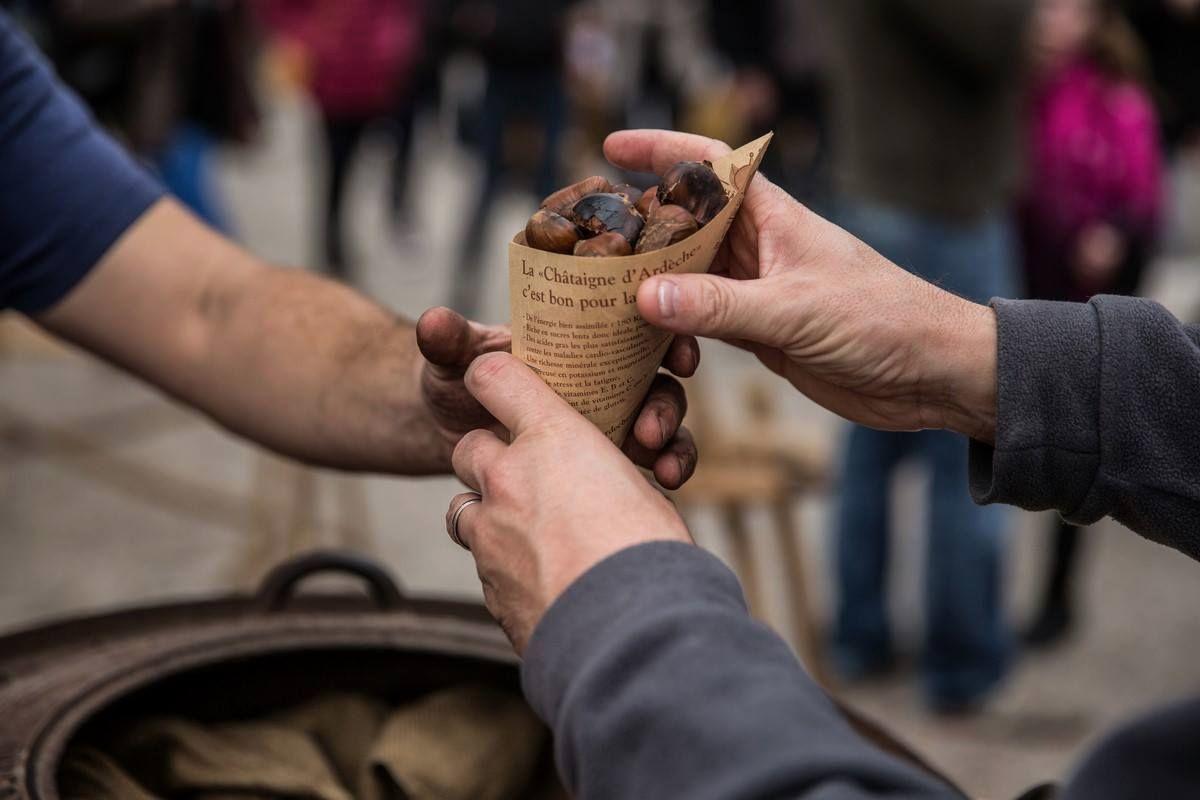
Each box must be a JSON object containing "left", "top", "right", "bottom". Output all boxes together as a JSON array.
[{"left": 508, "top": 132, "right": 774, "bottom": 444}]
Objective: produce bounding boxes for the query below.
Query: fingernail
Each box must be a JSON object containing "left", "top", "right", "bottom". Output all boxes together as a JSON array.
[{"left": 657, "top": 280, "right": 678, "bottom": 318}]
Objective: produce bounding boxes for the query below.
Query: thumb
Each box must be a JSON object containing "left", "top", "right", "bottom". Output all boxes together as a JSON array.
[
  {"left": 416, "top": 307, "right": 511, "bottom": 379},
  {"left": 637, "top": 274, "right": 785, "bottom": 346}
]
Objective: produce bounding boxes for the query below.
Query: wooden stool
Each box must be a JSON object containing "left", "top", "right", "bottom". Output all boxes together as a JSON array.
[{"left": 672, "top": 377, "right": 831, "bottom": 685}]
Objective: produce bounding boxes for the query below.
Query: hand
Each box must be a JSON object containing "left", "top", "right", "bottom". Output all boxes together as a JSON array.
[
  {"left": 416, "top": 307, "right": 700, "bottom": 487},
  {"left": 604, "top": 130, "right": 1000, "bottom": 442},
  {"left": 1073, "top": 223, "right": 1126, "bottom": 293},
  {"left": 445, "top": 352, "right": 693, "bottom": 652}
]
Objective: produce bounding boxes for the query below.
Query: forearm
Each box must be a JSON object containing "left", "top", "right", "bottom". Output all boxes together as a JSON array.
[
  {"left": 181, "top": 265, "right": 448, "bottom": 474},
  {"left": 39, "top": 200, "right": 449, "bottom": 474},
  {"left": 523, "top": 542, "right": 959, "bottom": 799}
]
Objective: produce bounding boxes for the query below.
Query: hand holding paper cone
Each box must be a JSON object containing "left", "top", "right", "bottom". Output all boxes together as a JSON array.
[{"left": 509, "top": 132, "right": 774, "bottom": 444}]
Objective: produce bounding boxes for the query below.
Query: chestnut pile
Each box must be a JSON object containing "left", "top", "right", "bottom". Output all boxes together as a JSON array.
[{"left": 524, "top": 161, "right": 729, "bottom": 258}]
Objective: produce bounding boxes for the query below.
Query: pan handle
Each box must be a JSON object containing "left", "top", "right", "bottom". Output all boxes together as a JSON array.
[{"left": 255, "top": 550, "right": 406, "bottom": 612}]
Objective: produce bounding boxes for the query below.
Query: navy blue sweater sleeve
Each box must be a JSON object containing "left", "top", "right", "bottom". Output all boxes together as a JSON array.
[
  {"left": 970, "top": 296, "right": 1200, "bottom": 558},
  {"left": 522, "top": 541, "right": 960, "bottom": 799},
  {"left": 0, "top": 11, "right": 163, "bottom": 313}
]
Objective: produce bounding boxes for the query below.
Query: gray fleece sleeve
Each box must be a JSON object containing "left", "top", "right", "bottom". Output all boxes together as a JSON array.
[
  {"left": 521, "top": 541, "right": 959, "bottom": 800},
  {"left": 970, "top": 296, "right": 1200, "bottom": 558}
]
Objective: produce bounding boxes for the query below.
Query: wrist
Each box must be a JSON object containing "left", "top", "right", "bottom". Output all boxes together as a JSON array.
[{"left": 937, "top": 301, "right": 998, "bottom": 443}]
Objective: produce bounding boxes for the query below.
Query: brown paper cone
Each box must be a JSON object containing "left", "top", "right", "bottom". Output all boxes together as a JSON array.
[{"left": 508, "top": 132, "right": 774, "bottom": 444}]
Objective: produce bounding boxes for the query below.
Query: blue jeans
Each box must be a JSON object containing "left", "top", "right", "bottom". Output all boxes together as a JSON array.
[{"left": 832, "top": 200, "right": 1017, "bottom": 707}]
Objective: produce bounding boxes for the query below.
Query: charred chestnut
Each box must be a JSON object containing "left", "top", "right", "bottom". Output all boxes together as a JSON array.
[
  {"left": 634, "top": 204, "right": 699, "bottom": 254},
  {"left": 573, "top": 231, "right": 632, "bottom": 257},
  {"left": 541, "top": 176, "right": 613, "bottom": 215},
  {"left": 657, "top": 161, "right": 728, "bottom": 225},
  {"left": 636, "top": 185, "right": 660, "bottom": 218},
  {"left": 611, "top": 183, "right": 641, "bottom": 205},
  {"left": 569, "top": 192, "right": 645, "bottom": 244},
  {"left": 525, "top": 209, "right": 580, "bottom": 254}
]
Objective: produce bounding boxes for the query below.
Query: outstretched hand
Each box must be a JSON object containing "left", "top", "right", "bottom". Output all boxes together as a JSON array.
[
  {"left": 416, "top": 306, "right": 700, "bottom": 487},
  {"left": 603, "top": 130, "right": 1000, "bottom": 443}
]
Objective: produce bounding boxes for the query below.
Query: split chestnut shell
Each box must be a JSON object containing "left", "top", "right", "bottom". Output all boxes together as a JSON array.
[
  {"left": 657, "top": 161, "right": 728, "bottom": 225},
  {"left": 568, "top": 192, "right": 645, "bottom": 245}
]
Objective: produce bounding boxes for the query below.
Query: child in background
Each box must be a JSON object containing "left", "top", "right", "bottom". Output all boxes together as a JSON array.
[
  {"left": 259, "top": 0, "right": 424, "bottom": 278},
  {"left": 1020, "top": 0, "right": 1163, "bottom": 646}
]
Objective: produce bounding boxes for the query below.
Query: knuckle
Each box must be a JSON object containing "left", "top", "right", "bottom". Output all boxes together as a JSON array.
[
  {"left": 455, "top": 428, "right": 489, "bottom": 456},
  {"left": 541, "top": 414, "right": 584, "bottom": 444},
  {"left": 466, "top": 352, "right": 513, "bottom": 390},
  {"left": 486, "top": 463, "right": 518, "bottom": 501},
  {"left": 695, "top": 278, "right": 735, "bottom": 332},
  {"left": 705, "top": 137, "right": 733, "bottom": 159},
  {"left": 450, "top": 432, "right": 483, "bottom": 476}
]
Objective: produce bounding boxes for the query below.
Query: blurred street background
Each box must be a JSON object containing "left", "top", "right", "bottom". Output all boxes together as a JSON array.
[{"left": 2, "top": 1, "right": 1200, "bottom": 797}]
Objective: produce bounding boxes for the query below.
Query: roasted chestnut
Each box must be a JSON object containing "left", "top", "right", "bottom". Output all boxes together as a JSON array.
[
  {"left": 525, "top": 208, "right": 580, "bottom": 254},
  {"left": 657, "top": 161, "right": 728, "bottom": 225},
  {"left": 568, "top": 192, "right": 645, "bottom": 244},
  {"left": 635, "top": 185, "right": 660, "bottom": 218},
  {"left": 611, "top": 183, "right": 641, "bottom": 205},
  {"left": 541, "top": 176, "right": 613, "bottom": 215},
  {"left": 573, "top": 231, "right": 632, "bottom": 257},
  {"left": 634, "top": 204, "right": 699, "bottom": 254}
]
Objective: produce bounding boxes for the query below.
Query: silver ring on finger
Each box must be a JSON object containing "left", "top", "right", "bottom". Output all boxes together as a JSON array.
[{"left": 450, "top": 493, "right": 483, "bottom": 551}]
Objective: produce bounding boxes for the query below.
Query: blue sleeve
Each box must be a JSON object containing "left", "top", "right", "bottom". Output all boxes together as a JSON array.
[
  {"left": 0, "top": 11, "right": 163, "bottom": 314},
  {"left": 521, "top": 541, "right": 961, "bottom": 799}
]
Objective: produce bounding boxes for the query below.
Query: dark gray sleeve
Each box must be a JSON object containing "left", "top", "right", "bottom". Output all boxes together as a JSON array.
[
  {"left": 521, "top": 541, "right": 960, "bottom": 800},
  {"left": 970, "top": 296, "right": 1200, "bottom": 558}
]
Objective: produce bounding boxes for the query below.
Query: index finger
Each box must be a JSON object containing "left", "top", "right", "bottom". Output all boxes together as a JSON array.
[
  {"left": 603, "top": 130, "right": 732, "bottom": 176},
  {"left": 464, "top": 352, "right": 577, "bottom": 438}
]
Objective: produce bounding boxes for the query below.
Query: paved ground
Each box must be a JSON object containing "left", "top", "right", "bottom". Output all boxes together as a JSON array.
[{"left": 3, "top": 90, "right": 1200, "bottom": 799}]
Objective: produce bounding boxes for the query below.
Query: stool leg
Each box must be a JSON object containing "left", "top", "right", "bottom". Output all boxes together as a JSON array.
[
  {"left": 723, "top": 503, "right": 765, "bottom": 618},
  {"left": 773, "top": 499, "right": 830, "bottom": 686},
  {"left": 334, "top": 473, "right": 374, "bottom": 551},
  {"left": 285, "top": 464, "right": 318, "bottom": 553}
]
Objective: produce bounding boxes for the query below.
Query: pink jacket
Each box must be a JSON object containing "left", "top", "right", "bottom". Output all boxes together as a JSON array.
[
  {"left": 1023, "top": 57, "right": 1162, "bottom": 242},
  {"left": 260, "top": 0, "right": 423, "bottom": 118}
]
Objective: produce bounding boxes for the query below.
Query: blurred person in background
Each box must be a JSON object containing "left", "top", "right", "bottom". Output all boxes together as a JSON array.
[
  {"left": 1125, "top": 0, "right": 1200, "bottom": 158},
  {"left": 1019, "top": 0, "right": 1163, "bottom": 648},
  {"left": 1125, "top": 0, "right": 1200, "bottom": 322},
  {"left": 259, "top": 0, "right": 424, "bottom": 279},
  {"left": 18, "top": 0, "right": 259, "bottom": 232},
  {"left": 559, "top": 0, "right": 731, "bottom": 207},
  {"left": 598, "top": 0, "right": 715, "bottom": 134},
  {"left": 823, "top": 0, "right": 1032, "bottom": 713},
  {"left": 448, "top": 0, "right": 573, "bottom": 318},
  {"left": 701, "top": 0, "right": 831, "bottom": 209}
]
